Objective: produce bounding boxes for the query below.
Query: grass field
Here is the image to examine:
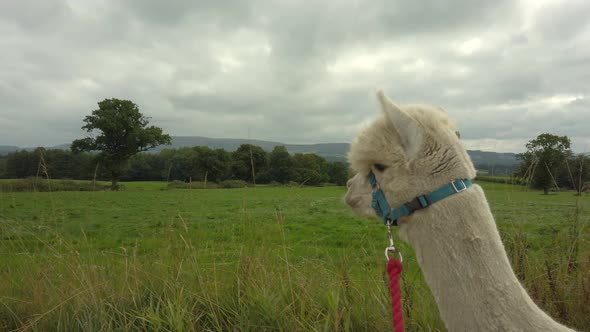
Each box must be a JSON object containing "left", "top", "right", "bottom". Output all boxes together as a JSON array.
[{"left": 1, "top": 181, "right": 589, "bottom": 331}]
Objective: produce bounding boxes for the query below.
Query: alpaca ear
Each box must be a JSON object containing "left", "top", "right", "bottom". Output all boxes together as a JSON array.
[{"left": 376, "top": 90, "right": 423, "bottom": 160}]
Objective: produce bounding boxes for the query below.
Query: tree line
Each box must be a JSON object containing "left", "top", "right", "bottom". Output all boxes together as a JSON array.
[
  {"left": 2, "top": 133, "right": 587, "bottom": 192},
  {"left": 2, "top": 98, "right": 587, "bottom": 192},
  {"left": 0, "top": 145, "right": 350, "bottom": 186}
]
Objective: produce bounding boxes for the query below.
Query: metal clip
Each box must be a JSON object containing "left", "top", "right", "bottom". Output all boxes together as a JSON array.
[
  {"left": 385, "top": 221, "right": 403, "bottom": 262},
  {"left": 385, "top": 246, "right": 403, "bottom": 263}
]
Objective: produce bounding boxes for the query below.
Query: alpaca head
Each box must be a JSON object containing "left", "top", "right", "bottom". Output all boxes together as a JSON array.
[{"left": 345, "top": 90, "right": 477, "bottom": 227}]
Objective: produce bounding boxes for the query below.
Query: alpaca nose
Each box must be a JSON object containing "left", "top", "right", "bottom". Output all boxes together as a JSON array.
[
  {"left": 346, "top": 179, "right": 353, "bottom": 188},
  {"left": 344, "top": 192, "right": 359, "bottom": 206}
]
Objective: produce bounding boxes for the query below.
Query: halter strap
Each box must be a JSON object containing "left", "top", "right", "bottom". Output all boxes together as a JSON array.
[{"left": 369, "top": 171, "right": 473, "bottom": 225}]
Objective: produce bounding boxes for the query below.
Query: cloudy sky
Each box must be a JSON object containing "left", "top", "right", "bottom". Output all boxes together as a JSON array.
[{"left": 1, "top": 0, "right": 589, "bottom": 152}]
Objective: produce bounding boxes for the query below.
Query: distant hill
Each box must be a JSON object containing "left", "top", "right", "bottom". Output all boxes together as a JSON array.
[
  {"left": 0, "top": 136, "right": 519, "bottom": 168},
  {"left": 153, "top": 136, "right": 351, "bottom": 162},
  {"left": 2, "top": 137, "right": 351, "bottom": 162},
  {"left": 0, "top": 145, "right": 19, "bottom": 155},
  {"left": 150, "top": 136, "right": 519, "bottom": 167},
  {"left": 467, "top": 150, "right": 519, "bottom": 167}
]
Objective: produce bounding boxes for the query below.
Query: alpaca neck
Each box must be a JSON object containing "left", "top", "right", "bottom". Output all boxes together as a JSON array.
[{"left": 400, "top": 185, "right": 572, "bottom": 332}]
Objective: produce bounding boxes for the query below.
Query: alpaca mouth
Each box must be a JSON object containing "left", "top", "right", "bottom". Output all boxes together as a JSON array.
[
  {"left": 344, "top": 191, "right": 371, "bottom": 209},
  {"left": 344, "top": 192, "right": 374, "bottom": 217},
  {"left": 344, "top": 193, "right": 361, "bottom": 207}
]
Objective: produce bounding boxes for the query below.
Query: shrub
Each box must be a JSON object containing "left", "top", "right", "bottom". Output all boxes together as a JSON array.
[
  {"left": 219, "top": 180, "right": 249, "bottom": 188},
  {"left": 166, "top": 180, "right": 219, "bottom": 189},
  {"left": 0, "top": 177, "right": 108, "bottom": 192},
  {"left": 166, "top": 180, "right": 187, "bottom": 189},
  {"left": 475, "top": 175, "right": 527, "bottom": 186}
]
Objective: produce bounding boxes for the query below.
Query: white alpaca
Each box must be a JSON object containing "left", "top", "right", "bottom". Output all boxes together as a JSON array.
[{"left": 345, "top": 91, "right": 574, "bottom": 332}]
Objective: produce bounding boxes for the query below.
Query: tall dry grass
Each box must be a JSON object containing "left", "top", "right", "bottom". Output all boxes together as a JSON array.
[
  {"left": 503, "top": 201, "right": 590, "bottom": 330},
  {"left": 1, "top": 214, "right": 421, "bottom": 331},
  {"left": 1, "top": 185, "right": 588, "bottom": 331}
]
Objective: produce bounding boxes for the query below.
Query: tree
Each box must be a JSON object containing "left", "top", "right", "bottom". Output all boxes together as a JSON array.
[
  {"left": 4, "top": 150, "right": 38, "bottom": 178},
  {"left": 0, "top": 156, "right": 7, "bottom": 178},
  {"left": 292, "top": 153, "right": 329, "bottom": 185},
  {"left": 269, "top": 146, "right": 293, "bottom": 183},
  {"left": 163, "top": 147, "right": 197, "bottom": 182},
  {"left": 569, "top": 154, "right": 590, "bottom": 195},
  {"left": 125, "top": 153, "right": 164, "bottom": 181},
  {"left": 515, "top": 133, "right": 572, "bottom": 194},
  {"left": 195, "top": 147, "right": 231, "bottom": 183},
  {"left": 43, "top": 149, "right": 87, "bottom": 179},
  {"left": 326, "top": 161, "right": 349, "bottom": 186},
  {"left": 71, "top": 99, "right": 171, "bottom": 189},
  {"left": 230, "top": 144, "right": 268, "bottom": 183}
]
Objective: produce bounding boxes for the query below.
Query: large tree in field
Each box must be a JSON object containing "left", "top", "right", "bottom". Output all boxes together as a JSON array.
[
  {"left": 71, "top": 98, "right": 171, "bottom": 190},
  {"left": 516, "top": 133, "right": 572, "bottom": 194}
]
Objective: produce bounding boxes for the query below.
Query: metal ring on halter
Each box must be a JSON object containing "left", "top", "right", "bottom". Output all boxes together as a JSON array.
[
  {"left": 372, "top": 182, "right": 380, "bottom": 192},
  {"left": 385, "top": 246, "right": 403, "bottom": 262}
]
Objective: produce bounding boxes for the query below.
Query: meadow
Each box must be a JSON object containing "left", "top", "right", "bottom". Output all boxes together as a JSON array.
[{"left": 0, "top": 181, "right": 589, "bottom": 331}]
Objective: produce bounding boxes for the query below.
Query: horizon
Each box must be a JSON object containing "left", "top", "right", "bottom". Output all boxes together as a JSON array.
[{"left": 0, "top": 134, "right": 531, "bottom": 155}]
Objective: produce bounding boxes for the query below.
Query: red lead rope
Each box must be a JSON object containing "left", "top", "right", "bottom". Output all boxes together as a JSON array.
[{"left": 387, "top": 257, "right": 404, "bottom": 332}]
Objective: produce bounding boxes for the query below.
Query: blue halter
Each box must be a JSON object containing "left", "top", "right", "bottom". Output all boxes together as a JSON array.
[{"left": 369, "top": 171, "right": 473, "bottom": 225}]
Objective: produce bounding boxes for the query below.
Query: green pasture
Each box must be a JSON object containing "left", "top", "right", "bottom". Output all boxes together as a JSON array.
[{"left": 0, "top": 181, "right": 588, "bottom": 331}]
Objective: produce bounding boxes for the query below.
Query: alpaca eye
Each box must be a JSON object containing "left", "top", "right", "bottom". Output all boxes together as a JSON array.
[{"left": 374, "top": 163, "right": 387, "bottom": 172}]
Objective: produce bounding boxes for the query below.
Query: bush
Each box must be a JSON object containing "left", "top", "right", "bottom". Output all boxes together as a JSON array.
[
  {"left": 475, "top": 175, "right": 527, "bottom": 185},
  {"left": 166, "top": 180, "right": 219, "bottom": 189},
  {"left": 166, "top": 180, "right": 187, "bottom": 189},
  {"left": 166, "top": 180, "right": 251, "bottom": 190},
  {"left": 0, "top": 177, "right": 109, "bottom": 192},
  {"left": 219, "top": 180, "right": 249, "bottom": 188}
]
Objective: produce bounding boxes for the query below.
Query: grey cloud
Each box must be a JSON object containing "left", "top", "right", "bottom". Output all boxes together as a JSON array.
[
  {"left": 0, "top": 0, "right": 589, "bottom": 152},
  {"left": 0, "top": 1, "right": 71, "bottom": 31},
  {"left": 458, "top": 98, "right": 590, "bottom": 141},
  {"left": 534, "top": 0, "right": 590, "bottom": 41},
  {"left": 122, "top": 0, "right": 256, "bottom": 28}
]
